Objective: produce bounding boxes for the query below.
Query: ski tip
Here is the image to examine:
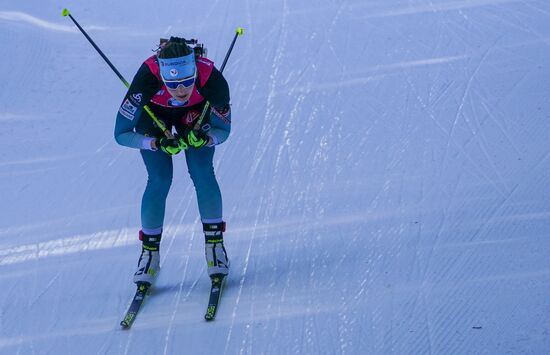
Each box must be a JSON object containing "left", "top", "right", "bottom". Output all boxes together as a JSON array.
[
  {"left": 236, "top": 27, "right": 245, "bottom": 36},
  {"left": 204, "top": 311, "right": 216, "bottom": 321},
  {"left": 120, "top": 318, "right": 133, "bottom": 329},
  {"left": 61, "top": 8, "right": 70, "bottom": 17},
  {"left": 120, "top": 311, "right": 137, "bottom": 329}
]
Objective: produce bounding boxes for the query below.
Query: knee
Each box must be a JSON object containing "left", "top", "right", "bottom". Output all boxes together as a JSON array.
[
  {"left": 188, "top": 164, "right": 215, "bottom": 187},
  {"left": 147, "top": 170, "right": 172, "bottom": 193}
]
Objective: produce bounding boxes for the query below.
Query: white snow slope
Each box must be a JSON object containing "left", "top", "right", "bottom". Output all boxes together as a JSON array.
[{"left": 1, "top": 0, "right": 550, "bottom": 354}]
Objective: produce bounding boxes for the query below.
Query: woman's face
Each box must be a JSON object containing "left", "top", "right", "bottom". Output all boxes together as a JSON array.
[
  {"left": 166, "top": 83, "right": 194, "bottom": 102},
  {"left": 162, "top": 69, "right": 196, "bottom": 102}
]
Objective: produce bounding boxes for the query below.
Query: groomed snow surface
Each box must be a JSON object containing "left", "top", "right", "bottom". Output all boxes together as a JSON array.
[{"left": 1, "top": 0, "right": 550, "bottom": 354}]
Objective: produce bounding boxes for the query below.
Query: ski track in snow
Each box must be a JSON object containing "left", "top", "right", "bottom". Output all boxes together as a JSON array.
[{"left": 1, "top": 0, "right": 550, "bottom": 354}]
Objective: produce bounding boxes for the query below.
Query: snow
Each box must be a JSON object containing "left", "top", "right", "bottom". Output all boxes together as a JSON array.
[{"left": 1, "top": 0, "right": 550, "bottom": 353}]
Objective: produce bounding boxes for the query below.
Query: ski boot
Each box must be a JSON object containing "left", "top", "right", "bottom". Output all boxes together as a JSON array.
[
  {"left": 203, "top": 222, "right": 229, "bottom": 278},
  {"left": 133, "top": 230, "right": 161, "bottom": 285}
]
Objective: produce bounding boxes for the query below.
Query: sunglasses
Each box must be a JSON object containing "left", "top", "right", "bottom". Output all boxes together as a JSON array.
[{"left": 163, "top": 75, "right": 196, "bottom": 90}]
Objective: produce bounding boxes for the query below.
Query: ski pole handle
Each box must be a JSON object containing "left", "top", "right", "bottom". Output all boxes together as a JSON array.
[{"left": 62, "top": 8, "right": 173, "bottom": 139}]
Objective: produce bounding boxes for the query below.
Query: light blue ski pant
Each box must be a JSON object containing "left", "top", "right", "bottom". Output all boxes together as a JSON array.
[{"left": 140, "top": 146, "right": 222, "bottom": 231}]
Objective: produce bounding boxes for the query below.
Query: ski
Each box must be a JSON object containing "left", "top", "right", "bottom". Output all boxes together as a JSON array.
[
  {"left": 204, "top": 274, "right": 226, "bottom": 321},
  {"left": 120, "top": 282, "right": 150, "bottom": 328}
]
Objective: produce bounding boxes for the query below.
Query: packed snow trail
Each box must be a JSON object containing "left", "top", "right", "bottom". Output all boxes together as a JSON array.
[{"left": 1, "top": 0, "right": 550, "bottom": 354}]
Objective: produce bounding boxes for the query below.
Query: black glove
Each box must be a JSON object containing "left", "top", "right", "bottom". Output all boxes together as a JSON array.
[
  {"left": 182, "top": 129, "right": 209, "bottom": 148},
  {"left": 179, "top": 126, "right": 209, "bottom": 149},
  {"left": 158, "top": 135, "right": 187, "bottom": 155}
]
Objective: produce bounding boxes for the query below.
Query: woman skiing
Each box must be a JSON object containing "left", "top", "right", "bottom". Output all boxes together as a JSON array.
[{"left": 114, "top": 37, "right": 230, "bottom": 285}]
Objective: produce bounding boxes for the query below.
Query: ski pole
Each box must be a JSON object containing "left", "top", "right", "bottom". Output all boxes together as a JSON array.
[
  {"left": 220, "top": 27, "right": 245, "bottom": 72},
  {"left": 61, "top": 8, "right": 173, "bottom": 138},
  {"left": 193, "top": 27, "right": 244, "bottom": 131}
]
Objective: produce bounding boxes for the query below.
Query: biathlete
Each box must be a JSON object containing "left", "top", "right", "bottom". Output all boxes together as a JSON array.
[{"left": 114, "top": 37, "right": 231, "bottom": 285}]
